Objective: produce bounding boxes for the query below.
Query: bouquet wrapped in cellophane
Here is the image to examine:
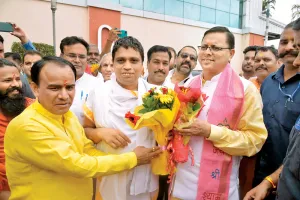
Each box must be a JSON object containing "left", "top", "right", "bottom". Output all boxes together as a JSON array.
[
  {"left": 125, "top": 87, "right": 180, "bottom": 175},
  {"left": 167, "top": 81, "right": 207, "bottom": 179}
]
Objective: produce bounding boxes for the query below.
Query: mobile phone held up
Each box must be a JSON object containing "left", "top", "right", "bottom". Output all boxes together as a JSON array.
[
  {"left": 118, "top": 30, "right": 127, "bottom": 38},
  {"left": 0, "top": 22, "right": 13, "bottom": 32}
]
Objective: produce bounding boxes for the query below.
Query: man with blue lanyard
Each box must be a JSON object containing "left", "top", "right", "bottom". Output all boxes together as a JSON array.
[{"left": 245, "top": 20, "right": 300, "bottom": 200}]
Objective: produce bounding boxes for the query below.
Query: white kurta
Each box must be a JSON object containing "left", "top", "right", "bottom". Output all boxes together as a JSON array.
[
  {"left": 85, "top": 78, "right": 158, "bottom": 200},
  {"left": 172, "top": 73, "right": 250, "bottom": 200},
  {"left": 70, "top": 73, "right": 102, "bottom": 124}
]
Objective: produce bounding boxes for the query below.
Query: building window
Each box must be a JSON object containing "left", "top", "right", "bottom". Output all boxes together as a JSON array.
[
  {"left": 165, "top": 0, "right": 184, "bottom": 18},
  {"left": 120, "top": 0, "right": 143, "bottom": 10},
  {"left": 216, "top": 0, "right": 230, "bottom": 12},
  {"left": 184, "top": 0, "right": 201, "bottom": 5},
  {"left": 230, "top": 0, "right": 241, "bottom": 15},
  {"left": 216, "top": 10, "right": 230, "bottom": 26},
  {"left": 230, "top": 13, "right": 240, "bottom": 28},
  {"left": 118, "top": 0, "right": 243, "bottom": 28},
  {"left": 201, "top": 0, "right": 216, "bottom": 9},
  {"left": 101, "top": 0, "right": 120, "bottom": 4},
  {"left": 144, "top": 0, "right": 164, "bottom": 14},
  {"left": 201, "top": 6, "right": 216, "bottom": 24},
  {"left": 184, "top": 2, "right": 200, "bottom": 21}
]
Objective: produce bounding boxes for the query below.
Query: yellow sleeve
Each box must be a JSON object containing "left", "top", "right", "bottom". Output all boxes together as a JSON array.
[
  {"left": 207, "top": 83, "right": 268, "bottom": 157},
  {"left": 5, "top": 122, "right": 137, "bottom": 178},
  {"left": 81, "top": 126, "right": 106, "bottom": 156}
]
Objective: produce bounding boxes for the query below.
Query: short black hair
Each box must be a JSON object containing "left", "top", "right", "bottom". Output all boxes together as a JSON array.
[
  {"left": 0, "top": 58, "right": 17, "bottom": 68},
  {"left": 4, "top": 52, "right": 22, "bottom": 65},
  {"left": 31, "top": 56, "right": 76, "bottom": 86},
  {"left": 203, "top": 26, "right": 235, "bottom": 49},
  {"left": 293, "top": 17, "right": 300, "bottom": 31},
  {"left": 243, "top": 46, "right": 259, "bottom": 54},
  {"left": 23, "top": 50, "right": 42, "bottom": 63},
  {"left": 177, "top": 46, "right": 197, "bottom": 57},
  {"left": 255, "top": 46, "right": 279, "bottom": 59},
  {"left": 0, "top": 35, "right": 3, "bottom": 44},
  {"left": 167, "top": 46, "right": 176, "bottom": 58},
  {"left": 112, "top": 36, "right": 144, "bottom": 62},
  {"left": 60, "top": 36, "right": 89, "bottom": 54},
  {"left": 147, "top": 45, "right": 171, "bottom": 61}
]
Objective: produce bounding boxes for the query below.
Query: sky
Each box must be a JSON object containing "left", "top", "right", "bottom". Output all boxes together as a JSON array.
[{"left": 267, "top": 0, "right": 300, "bottom": 47}]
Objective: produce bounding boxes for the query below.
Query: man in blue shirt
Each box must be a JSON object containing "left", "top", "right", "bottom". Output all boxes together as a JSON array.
[{"left": 245, "top": 20, "right": 300, "bottom": 200}]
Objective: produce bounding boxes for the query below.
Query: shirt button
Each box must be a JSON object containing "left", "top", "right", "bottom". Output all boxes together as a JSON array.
[
  {"left": 282, "top": 86, "right": 285, "bottom": 88},
  {"left": 271, "top": 115, "right": 275, "bottom": 118},
  {"left": 276, "top": 100, "right": 279, "bottom": 103}
]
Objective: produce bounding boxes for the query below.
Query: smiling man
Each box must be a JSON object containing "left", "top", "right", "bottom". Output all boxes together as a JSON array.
[
  {"left": 83, "top": 37, "right": 161, "bottom": 200},
  {"left": 250, "top": 46, "right": 280, "bottom": 90},
  {"left": 170, "top": 26, "right": 267, "bottom": 200},
  {"left": 0, "top": 59, "right": 33, "bottom": 200},
  {"left": 241, "top": 46, "right": 258, "bottom": 80},
  {"left": 166, "top": 46, "right": 197, "bottom": 86},
  {"left": 4, "top": 56, "right": 160, "bottom": 200},
  {"left": 60, "top": 36, "right": 102, "bottom": 124},
  {"left": 146, "top": 45, "right": 172, "bottom": 87}
]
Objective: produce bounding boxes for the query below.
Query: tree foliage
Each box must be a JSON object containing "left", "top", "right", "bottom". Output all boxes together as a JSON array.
[
  {"left": 262, "top": 0, "right": 276, "bottom": 16},
  {"left": 11, "top": 42, "right": 55, "bottom": 59},
  {"left": 292, "top": 4, "right": 300, "bottom": 20}
]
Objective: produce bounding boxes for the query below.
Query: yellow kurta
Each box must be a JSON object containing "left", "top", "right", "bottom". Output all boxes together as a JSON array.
[{"left": 4, "top": 101, "right": 137, "bottom": 200}]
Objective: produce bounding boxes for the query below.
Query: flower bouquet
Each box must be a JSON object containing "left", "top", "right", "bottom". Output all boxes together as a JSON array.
[
  {"left": 125, "top": 87, "right": 180, "bottom": 175},
  {"left": 167, "top": 81, "right": 207, "bottom": 178}
]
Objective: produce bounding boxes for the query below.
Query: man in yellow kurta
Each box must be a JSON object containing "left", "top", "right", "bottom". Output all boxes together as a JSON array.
[{"left": 4, "top": 56, "right": 161, "bottom": 200}]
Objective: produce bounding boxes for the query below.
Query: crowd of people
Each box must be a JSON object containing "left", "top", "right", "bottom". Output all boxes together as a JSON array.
[{"left": 0, "top": 16, "right": 299, "bottom": 200}]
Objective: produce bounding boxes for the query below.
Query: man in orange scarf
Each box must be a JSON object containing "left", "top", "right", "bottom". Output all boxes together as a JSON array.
[{"left": 0, "top": 59, "right": 33, "bottom": 200}]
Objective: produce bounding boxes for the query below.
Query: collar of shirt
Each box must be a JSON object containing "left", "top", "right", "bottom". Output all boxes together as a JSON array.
[
  {"left": 272, "top": 65, "right": 300, "bottom": 84},
  {"left": 168, "top": 69, "right": 193, "bottom": 85},
  {"left": 33, "top": 101, "right": 72, "bottom": 122}
]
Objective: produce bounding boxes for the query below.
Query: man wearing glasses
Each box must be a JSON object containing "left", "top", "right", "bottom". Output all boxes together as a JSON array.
[
  {"left": 166, "top": 46, "right": 197, "bottom": 86},
  {"left": 60, "top": 36, "right": 101, "bottom": 124},
  {"left": 170, "top": 26, "right": 267, "bottom": 200}
]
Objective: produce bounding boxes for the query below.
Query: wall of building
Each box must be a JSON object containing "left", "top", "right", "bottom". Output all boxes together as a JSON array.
[
  {"left": 0, "top": 0, "right": 89, "bottom": 55},
  {"left": 121, "top": 14, "right": 244, "bottom": 72}
]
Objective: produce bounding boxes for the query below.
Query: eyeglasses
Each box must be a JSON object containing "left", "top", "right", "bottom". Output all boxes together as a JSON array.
[
  {"left": 198, "top": 46, "right": 231, "bottom": 52},
  {"left": 64, "top": 53, "right": 87, "bottom": 60},
  {"left": 180, "top": 53, "right": 197, "bottom": 62}
]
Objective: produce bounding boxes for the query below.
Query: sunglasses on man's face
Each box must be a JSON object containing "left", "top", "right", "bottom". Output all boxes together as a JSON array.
[{"left": 180, "top": 53, "right": 197, "bottom": 62}]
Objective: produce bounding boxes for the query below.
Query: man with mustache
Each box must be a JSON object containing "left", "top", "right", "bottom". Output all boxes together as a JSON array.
[
  {"left": 250, "top": 46, "right": 280, "bottom": 91},
  {"left": 245, "top": 21, "right": 300, "bottom": 200},
  {"left": 146, "top": 45, "right": 172, "bottom": 87},
  {"left": 0, "top": 59, "right": 33, "bottom": 200},
  {"left": 144, "top": 45, "right": 173, "bottom": 200},
  {"left": 166, "top": 46, "right": 197, "bottom": 86},
  {"left": 241, "top": 46, "right": 258, "bottom": 80}
]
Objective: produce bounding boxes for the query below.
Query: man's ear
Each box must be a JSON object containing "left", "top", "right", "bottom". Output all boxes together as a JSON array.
[
  {"left": 30, "top": 82, "right": 39, "bottom": 98},
  {"left": 229, "top": 49, "right": 235, "bottom": 62}
]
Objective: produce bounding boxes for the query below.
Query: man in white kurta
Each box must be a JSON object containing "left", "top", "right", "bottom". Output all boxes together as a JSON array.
[
  {"left": 83, "top": 36, "right": 159, "bottom": 200},
  {"left": 60, "top": 36, "right": 102, "bottom": 124},
  {"left": 171, "top": 27, "right": 267, "bottom": 200}
]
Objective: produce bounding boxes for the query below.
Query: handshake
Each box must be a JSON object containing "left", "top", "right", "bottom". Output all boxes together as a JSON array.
[{"left": 133, "top": 146, "right": 162, "bottom": 166}]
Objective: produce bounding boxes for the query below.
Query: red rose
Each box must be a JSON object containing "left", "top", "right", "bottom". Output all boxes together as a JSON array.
[{"left": 125, "top": 111, "right": 141, "bottom": 125}]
